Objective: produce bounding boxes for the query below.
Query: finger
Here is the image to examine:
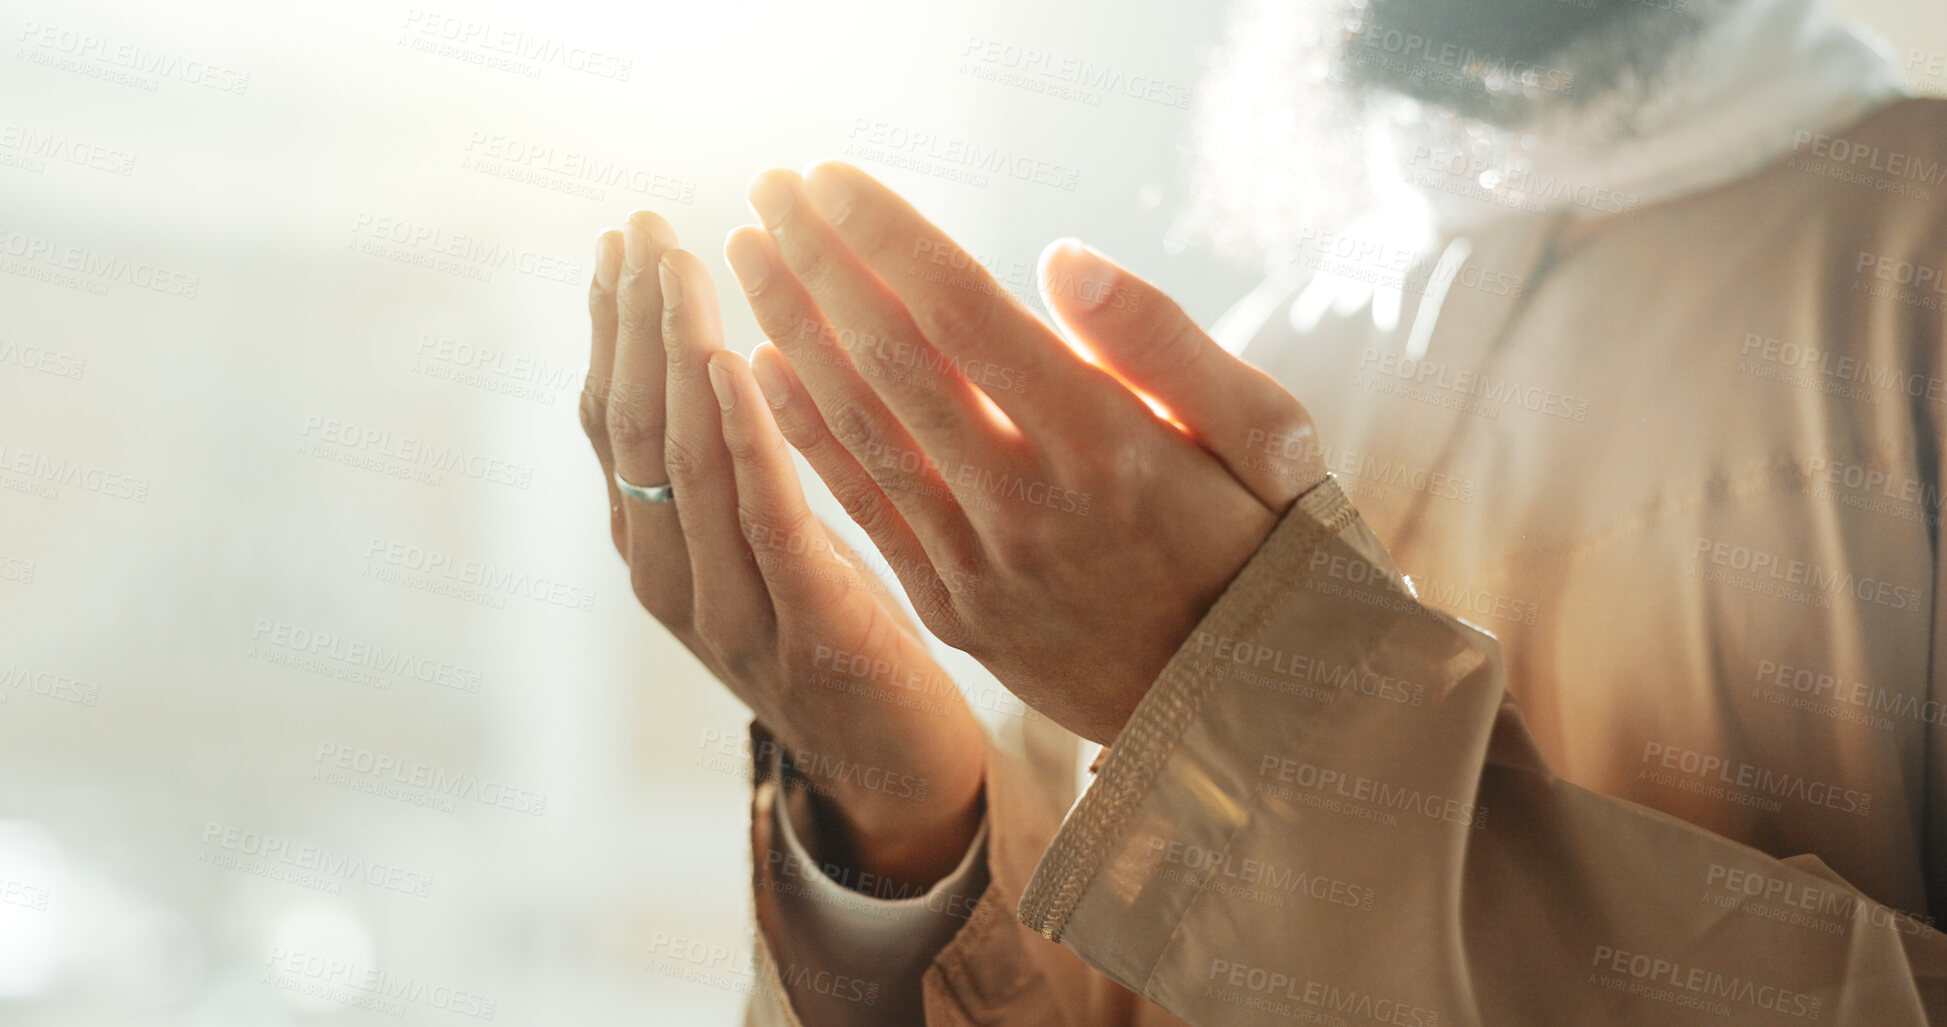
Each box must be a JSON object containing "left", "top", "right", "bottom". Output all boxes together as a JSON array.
[
  {"left": 742, "top": 171, "right": 1021, "bottom": 459},
  {"left": 610, "top": 210, "right": 680, "bottom": 490},
  {"left": 795, "top": 160, "right": 1121, "bottom": 437},
  {"left": 608, "top": 211, "right": 697, "bottom": 627},
  {"left": 1039, "top": 239, "right": 1327, "bottom": 509},
  {"left": 659, "top": 248, "right": 773, "bottom": 638},
  {"left": 581, "top": 228, "right": 626, "bottom": 555},
  {"left": 710, "top": 348, "right": 887, "bottom": 613},
  {"left": 725, "top": 225, "right": 983, "bottom": 571},
  {"left": 749, "top": 343, "right": 963, "bottom": 628}
]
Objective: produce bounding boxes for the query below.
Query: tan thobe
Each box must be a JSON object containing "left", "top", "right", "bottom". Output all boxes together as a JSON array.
[{"left": 745, "top": 97, "right": 1947, "bottom": 1026}]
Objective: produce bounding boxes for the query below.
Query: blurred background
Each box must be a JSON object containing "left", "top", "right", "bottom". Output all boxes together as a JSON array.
[{"left": 1, "top": 0, "right": 1941, "bottom": 1023}]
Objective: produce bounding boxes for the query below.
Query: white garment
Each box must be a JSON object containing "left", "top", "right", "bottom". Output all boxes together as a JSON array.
[
  {"left": 766, "top": 793, "right": 989, "bottom": 1025},
  {"left": 1366, "top": 0, "right": 1906, "bottom": 238}
]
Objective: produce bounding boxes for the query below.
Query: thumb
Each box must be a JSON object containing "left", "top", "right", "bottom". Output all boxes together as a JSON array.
[{"left": 1038, "top": 238, "right": 1327, "bottom": 509}]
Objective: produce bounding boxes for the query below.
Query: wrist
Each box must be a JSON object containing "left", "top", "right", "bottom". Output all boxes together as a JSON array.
[
  {"left": 769, "top": 726, "right": 986, "bottom": 890},
  {"left": 808, "top": 767, "right": 986, "bottom": 889}
]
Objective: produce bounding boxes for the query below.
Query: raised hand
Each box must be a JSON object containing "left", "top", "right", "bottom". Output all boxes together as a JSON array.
[
  {"left": 723, "top": 164, "right": 1328, "bottom": 745},
  {"left": 581, "top": 211, "right": 986, "bottom": 884}
]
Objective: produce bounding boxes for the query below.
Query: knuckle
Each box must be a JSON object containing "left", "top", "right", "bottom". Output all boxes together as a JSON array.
[
  {"left": 615, "top": 276, "right": 660, "bottom": 332},
  {"left": 689, "top": 610, "right": 754, "bottom": 678},
  {"left": 606, "top": 399, "right": 662, "bottom": 451},
  {"left": 783, "top": 236, "right": 837, "bottom": 294},
  {"left": 922, "top": 296, "right": 1000, "bottom": 351},
  {"left": 578, "top": 390, "right": 608, "bottom": 441},
  {"left": 1134, "top": 311, "right": 1208, "bottom": 379},
  {"left": 722, "top": 423, "right": 785, "bottom": 466},
  {"left": 628, "top": 565, "right": 688, "bottom": 630},
  {"left": 988, "top": 519, "right": 1051, "bottom": 570},
  {"left": 824, "top": 399, "right": 880, "bottom": 454},
  {"left": 915, "top": 593, "right": 970, "bottom": 648},
  {"left": 754, "top": 303, "right": 817, "bottom": 347},
  {"left": 829, "top": 476, "right": 879, "bottom": 525},
  {"left": 739, "top": 498, "right": 813, "bottom": 554},
  {"left": 661, "top": 432, "right": 704, "bottom": 484}
]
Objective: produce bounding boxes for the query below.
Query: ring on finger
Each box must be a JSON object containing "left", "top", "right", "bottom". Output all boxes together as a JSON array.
[{"left": 615, "top": 472, "right": 675, "bottom": 504}]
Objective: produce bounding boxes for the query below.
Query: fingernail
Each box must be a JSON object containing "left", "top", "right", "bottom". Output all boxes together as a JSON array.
[
  {"left": 747, "top": 172, "right": 794, "bottom": 230},
  {"left": 724, "top": 231, "right": 769, "bottom": 295},
  {"left": 659, "top": 257, "right": 682, "bottom": 310},
  {"left": 707, "top": 356, "right": 737, "bottom": 412},
  {"left": 752, "top": 350, "right": 790, "bottom": 409},
  {"left": 803, "top": 165, "right": 853, "bottom": 226},
  {"left": 1046, "top": 237, "right": 1113, "bottom": 312},
  {"left": 594, "top": 232, "right": 620, "bottom": 290},
  {"left": 623, "top": 221, "right": 652, "bottom": 271}
]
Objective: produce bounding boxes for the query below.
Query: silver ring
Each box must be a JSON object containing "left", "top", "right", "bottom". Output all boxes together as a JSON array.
[{"left": 615, "top": 472, "right": 675, "bottom": 504}]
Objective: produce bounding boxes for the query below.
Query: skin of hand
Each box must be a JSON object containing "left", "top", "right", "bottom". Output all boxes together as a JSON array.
[
  {"left": 580, "top": 211, "right": 987, "bottom": 886},
  {"left": 722, "top": 163, "right": 1330, "bottom": 746}
]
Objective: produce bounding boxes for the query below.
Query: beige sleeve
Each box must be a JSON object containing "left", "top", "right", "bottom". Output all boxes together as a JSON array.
[
  {"left": 757, "top": 774, "right": 989, "bottom": 1026},
  {"left": 745, "top": 717, "right": 1190, "bottom": 1026},
  {"left": 1016, "top": 476, "right": 1947, "bottom": 1025}
]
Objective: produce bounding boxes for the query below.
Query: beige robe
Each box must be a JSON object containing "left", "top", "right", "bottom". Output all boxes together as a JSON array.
[{"left": 745, "top": 97, "right": 1947, "bottom": 1025}]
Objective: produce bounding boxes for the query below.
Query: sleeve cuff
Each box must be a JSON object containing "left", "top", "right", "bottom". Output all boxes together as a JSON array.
[{"left": 758, "top": 773, "right": 991, "bottom": 1025}]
